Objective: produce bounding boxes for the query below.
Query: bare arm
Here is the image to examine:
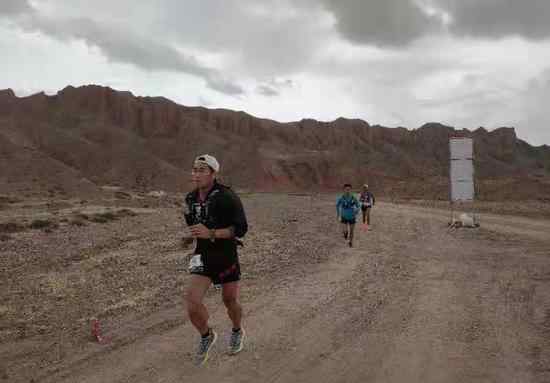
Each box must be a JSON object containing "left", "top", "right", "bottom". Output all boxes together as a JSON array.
[
  {"left": 213, "top": 226, "right": 235, "bottom": 239},
  {"left": 189, "top": 224, "right": 235, "bottom": 239}
]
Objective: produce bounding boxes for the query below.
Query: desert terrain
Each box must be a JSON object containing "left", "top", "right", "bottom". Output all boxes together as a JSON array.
[{"left": 1, "top": 191, "right": 549, "bottom": 383}]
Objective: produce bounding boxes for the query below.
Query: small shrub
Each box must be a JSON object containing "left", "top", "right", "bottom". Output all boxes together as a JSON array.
[
  {"left": 115, "top": 191, "right": 132, "bottom": 200},
  {"left": 90, "top": 212, "right": 117, "bottom": 223},
  {"left": 0, "top": 234, "right": 12, "bottom": 242},
  {"left": 0, "top": 222, "right": 25, "bottom": 233},
  {"left": 75, "top": 213, "right": 89, "bottom": 220},
  {"left": 116, "top": 208, "right": 137, "bottom": 217},
  {"left": 69, "top": 219, "right": 87, "bottom": 227},
  {"left": 30, "top": 219, "right": 58, "bottom": 230},
  {"left": 90, "top": 215, "right": 108, "bottom": 223},
  {"left": 0, "top": 196, "right": 21, "bottom": 204}
]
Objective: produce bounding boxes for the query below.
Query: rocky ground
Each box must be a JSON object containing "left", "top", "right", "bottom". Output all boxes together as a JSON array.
[{"left": 1, "top": 193, "right": 549, "bottom": 382}]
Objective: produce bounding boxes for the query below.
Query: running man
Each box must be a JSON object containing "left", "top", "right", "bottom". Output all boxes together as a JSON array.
[
  {"left": 183, "top": 154, "right": 248, "bottom": 365},
  {"left": 359, "top": 184, "right": 376, "bottom": 225},
  {"left": 336, "top": 183, "right": 360, "bottom": 247}
]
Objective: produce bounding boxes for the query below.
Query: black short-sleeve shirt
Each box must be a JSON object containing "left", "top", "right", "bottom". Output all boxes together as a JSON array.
[{"left": 184, "top": 181, "right": 248, "bottom": 270}]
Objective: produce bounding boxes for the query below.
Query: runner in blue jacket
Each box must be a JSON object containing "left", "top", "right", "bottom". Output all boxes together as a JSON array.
[{"left": 336, "top": 183, "right": 360, "bottom": 247}]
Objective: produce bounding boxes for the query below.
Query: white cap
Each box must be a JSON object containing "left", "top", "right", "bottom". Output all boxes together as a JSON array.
[{"left": 194, "top": 154, "right": 220, "bottom": 172}]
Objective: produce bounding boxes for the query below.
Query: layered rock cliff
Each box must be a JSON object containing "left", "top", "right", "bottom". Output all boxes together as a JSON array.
[{"left": 1, "top": 85, "right": 549, "bottom": 200}]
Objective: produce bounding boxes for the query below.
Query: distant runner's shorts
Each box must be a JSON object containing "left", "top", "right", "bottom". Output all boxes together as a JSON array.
[
  {"left": 191, "top": 261, "right": 241, "bottom": 285},
  {"left": 341, "top": 217, "right": 356, "bottom": 225},
  {"left": 361, "top": 205, "right": 371, "bottom": 212}
]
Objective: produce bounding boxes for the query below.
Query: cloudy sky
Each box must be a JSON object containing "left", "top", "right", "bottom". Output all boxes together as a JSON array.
[{"left": 1, "top": 0, "right": 550, "bottom": 146}]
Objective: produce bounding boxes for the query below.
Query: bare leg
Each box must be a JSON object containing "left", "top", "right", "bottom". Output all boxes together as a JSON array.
[
  {"left": 341, "top": 222, "right": 348, "bottom": 239},
  {"left": 367, "top": 208, "right": 371, "bottom": 225},
  {"left": 222, "top": 282, "right": 242, "bottom": 329},
  {"left": 185, "top": 275, "right": 212, "bottom": 335}
]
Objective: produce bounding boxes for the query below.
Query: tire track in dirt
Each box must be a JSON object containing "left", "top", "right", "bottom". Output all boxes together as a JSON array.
[{"left": 38, "top": 247, "right": 363, "bottom": 383}]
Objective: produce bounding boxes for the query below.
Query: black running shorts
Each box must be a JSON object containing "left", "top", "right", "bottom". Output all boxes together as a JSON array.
[
  {"left": 191, "top": 261, "right": 241, "bottom": 285},
  {"left": 341, "top": 217, "right": 356, "bottom": 225}
]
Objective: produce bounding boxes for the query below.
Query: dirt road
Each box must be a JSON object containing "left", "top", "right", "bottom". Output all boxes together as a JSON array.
[{"left": 3, "top": 198, "right": 550, "bottom": 382}]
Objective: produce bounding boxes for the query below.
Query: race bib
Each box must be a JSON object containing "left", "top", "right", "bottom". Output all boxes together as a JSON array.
[{"left": 188, "top": 254, "right": 204, "bottom": 273}]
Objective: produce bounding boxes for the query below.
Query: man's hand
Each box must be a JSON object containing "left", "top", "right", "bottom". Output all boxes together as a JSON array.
[{"left": 189, "top": 223, "right": 211, "bottom": 239}]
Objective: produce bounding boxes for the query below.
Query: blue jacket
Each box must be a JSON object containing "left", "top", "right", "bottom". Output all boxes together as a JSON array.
[{"left": 336, "top": 194, "right": 360, "bottom": 220}]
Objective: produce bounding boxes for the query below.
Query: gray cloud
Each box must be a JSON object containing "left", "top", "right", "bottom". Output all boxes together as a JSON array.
[
  {"left": 11, "top": 4, "right": 244, "bottom": 95},
  {"left": 21, "top": 0, "right": 329, "bottom": 79},
  {"left": 440, "top": 0, "right": 550, "bottom": 40},
  {"left": 320, "top": 0, "right": 442, "bottom": 47},
  {"left": 27, "top": 17, "right": 207, "bottom": 74},
  {"left": 153, "top": 0, "right": 329, "bottom": 77},
  {"left": 256, "top": 79, "right": 295, "bottom": 97},
  {"left": 205, "top": 75, "right": 244, "bottom": 96},
  {"left": 0, "top": 0, "right": 32, "bottom": 15},
  {"left": 7, "top": 0, "right": 329, "bottom": 93},
  {"left": 257, "top": 85, "right": 280, "bottom": 97},
  {"left": 321, "top": 0, "right": 550, "bottom": 47}
]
